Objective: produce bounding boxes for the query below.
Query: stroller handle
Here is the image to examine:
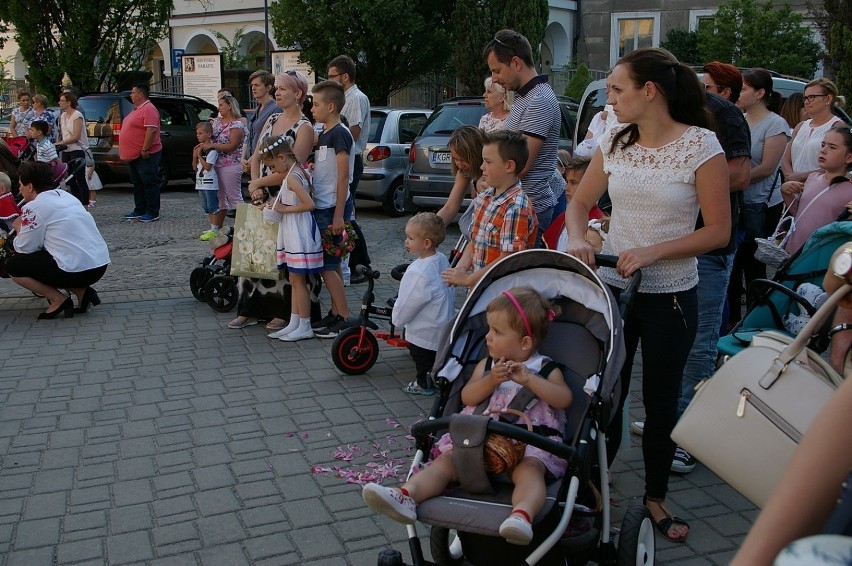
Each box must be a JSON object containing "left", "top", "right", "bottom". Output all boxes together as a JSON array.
[
  {"left": 355, "top": 264, "right": 380, "bottom": 280},
  {"left": 594, "top": 254, "right": 642, "bottom": 318},
  {"left": 411, "top": 417, "right": 576, "bottom": 463}
]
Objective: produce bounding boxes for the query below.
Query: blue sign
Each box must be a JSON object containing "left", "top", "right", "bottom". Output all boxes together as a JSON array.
[{"left": 172, "top": 49, "right": 185, "bottom": 74}]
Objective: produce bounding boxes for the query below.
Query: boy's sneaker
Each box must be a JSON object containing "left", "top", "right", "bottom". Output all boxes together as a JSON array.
[
  {"left": 499, "top": 514, "right": 533, "bottom": 545},
  {"left": 629, "top": 421, "right": 645, "bottom": 436},
  {"left": 312, "top": 311, "right": 337, "bottom": 330},
  {"left": 138, "top": 213, "right": 160, "bottom": 223},
  {"left": 314, "top": 315, "right": 347, "bottom": 338},
  {"left": 124, "top": 211, "right": 142, "bottom": 220},
  {"left": 361, "top": 483, "right": 416, "bottom": 524},
  {"left": 402, "top": 381, "right": 435, "bottom": 396},
  {"left": 671, "top": 447, "right": 697, "bottom": 473},
  {"left": 199, "top": 230, "right": 218, "bottom": 241}
]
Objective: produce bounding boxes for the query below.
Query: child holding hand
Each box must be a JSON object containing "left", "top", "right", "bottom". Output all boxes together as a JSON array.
[
  {"left": 362, "top": 286, "right": 572, "bottom": 546},
  {"left": 193, "top": 122, "right": 222, "bottom": 241},
  {"left": 259, "top": 134, "right": 324, "bottom": 342}
]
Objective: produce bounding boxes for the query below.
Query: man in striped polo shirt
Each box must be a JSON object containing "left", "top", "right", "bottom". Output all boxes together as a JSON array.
[{"left": 484, "top": 29, "right": 561, "bottom": 244}]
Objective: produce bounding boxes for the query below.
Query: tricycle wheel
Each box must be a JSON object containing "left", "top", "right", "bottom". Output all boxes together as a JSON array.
[
  {"left": 204, "top": 276, "right": 238, "bottom": 313},
  {"left": 190, "top": 267, "right": 212, "bottom": 301},
  {"left": 331, "top": 327, "right": 379, "bottom": 375},
  {"left": 616, "top": 504, "right": 656, "bottom": 566}
]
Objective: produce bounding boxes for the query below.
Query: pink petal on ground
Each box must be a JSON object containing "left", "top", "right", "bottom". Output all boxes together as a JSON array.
[
  {"left": 302, "top": 433, "right": 309, "bottom": 439},
  {"left": 284, "top": 432, "right": 294, "bottom": 437},
  {"left": 311, "top": 465, "right": 333, "bottom": 474}
]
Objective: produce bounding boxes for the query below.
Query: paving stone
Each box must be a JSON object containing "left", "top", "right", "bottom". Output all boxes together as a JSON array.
[
  {"left": 289, "top": 525, "right": 345, "bottom": 560},
  {"left": 13, "top": 517, "right": 61, "bottom": 548},
  {"left": 106, "top": 531, "right": 154, "bottom": 564},
  {"left": 152, "top": 522, "right": 198, "bottom": 546},
  {"left": 244, "top": 533, "right": 295, "bottom": 560},
  {"left": 65, "top": 511, "right": 107, "bottom": 532},
  {"left": 195, "top": 543, "right": 251, "bottom": 566},
  {"left": 109, "top": 503, "right": 153, "bottom": 534},
  {"left": 194, "top": 488, "right": 241, "bottom": 516},
  {"left": 113, "top": 479, "right": 154, "bottom": 506},
  {"left": 191, "top": 465, "right": 234, "bottom": 491},
  {"left": 23, "top": 492, "right": 68, "bottom": 520},
  {"left": 57, "top": 538, "right": 103, "bottom": 564},
  {"left": 196, "top": 512, "right": 246, "bottom": 545},
  {"left": 6, "top": 547, "right": 56, "bottom": 566}
]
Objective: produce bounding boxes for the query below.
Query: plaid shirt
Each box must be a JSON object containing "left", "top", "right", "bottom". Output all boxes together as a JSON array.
[{"left": 470, "top": 182, "right": 538, "bottom": 271}]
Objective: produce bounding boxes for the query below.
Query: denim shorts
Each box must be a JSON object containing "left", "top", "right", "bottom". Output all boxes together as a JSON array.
[
  {"left": 314, "top": 201, "right": 354, "bottom": 270},
  {"left": 198, "top": 190, "right": 220, "bottom": 214}
]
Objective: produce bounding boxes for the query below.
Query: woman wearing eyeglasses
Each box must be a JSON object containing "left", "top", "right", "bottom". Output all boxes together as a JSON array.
[{"left": 781, "top": 77, "right": 847, "bottom": 183}]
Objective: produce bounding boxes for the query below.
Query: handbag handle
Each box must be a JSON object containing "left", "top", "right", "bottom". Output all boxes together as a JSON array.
[{"left": 760, "top": 282, "right": 851, "bottom": 389}]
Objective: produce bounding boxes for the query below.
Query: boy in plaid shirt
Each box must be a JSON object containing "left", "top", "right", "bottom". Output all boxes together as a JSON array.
[{"left": 442, "top": 130, "right": 537, "bottom": 288}]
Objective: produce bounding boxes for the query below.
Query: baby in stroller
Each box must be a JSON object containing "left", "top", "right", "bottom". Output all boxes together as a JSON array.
[{"left": 363, "top": 287, "right": 573, "bottom": 546}]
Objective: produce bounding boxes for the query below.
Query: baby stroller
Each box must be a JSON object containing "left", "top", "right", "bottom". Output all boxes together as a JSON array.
[
  {"left": 380, "top": 249, "right": 653, "bottom": 566},
  {"left": 718, "top": 221, "right": 852, "bottom": 359},
  {"left": 189, "top": 228, "right": 237, "bottom": 313}
]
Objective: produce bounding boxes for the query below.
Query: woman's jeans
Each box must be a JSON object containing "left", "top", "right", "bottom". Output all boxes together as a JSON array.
[{"left": 608, "top": 286, "right": 698, "bottom": 498}]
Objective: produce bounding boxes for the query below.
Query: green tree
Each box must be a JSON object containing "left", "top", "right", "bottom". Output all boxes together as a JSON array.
[
  {"left": 270, "top": 0, "right": 454, "bottom": 103},
  {"left": 565, "top": 62, "right": 592, "bottom": 101},
  {"left": 451, "top": 0, "right": 549, "bottom": 95},
  {"left": 696, "top": 0, "right": 820, "bottom": 78},
  {"left": 831, "top": 23, "right": 852, "bottom": 99},
  {"left": 661, "top": 28, "right": 700, "bottom": 65},
  {"left": 0, "top": 0, "right": 170, "bottom": 94},
  {"left": 212, "top": 28, "right": 260, "bottom": 70},
  {"left": 811, "top": 0, "right": 852, "bottom": 83}
]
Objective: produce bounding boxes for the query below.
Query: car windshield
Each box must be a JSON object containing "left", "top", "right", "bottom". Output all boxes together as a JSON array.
[
  {"left": 421, "top": 104, "right": 488, "bottom": 136},
  {"left": 78, "top": 97, "right": 133, "bottom": 124},
  {"left": 575, "top": 86, "right": 608, "bottom": 144},
  {"left": 368, "top": 111, "right": 387, "bottom": 144}
]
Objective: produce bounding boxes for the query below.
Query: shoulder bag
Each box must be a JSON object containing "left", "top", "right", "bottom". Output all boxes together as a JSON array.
[{"left": 672, "top": 283, "right": 847, "bottom": 508}]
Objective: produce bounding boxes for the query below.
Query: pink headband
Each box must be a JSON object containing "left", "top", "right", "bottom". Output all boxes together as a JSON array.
[{"left": 502, "top": 290, "right": 533, "bottom": 338}]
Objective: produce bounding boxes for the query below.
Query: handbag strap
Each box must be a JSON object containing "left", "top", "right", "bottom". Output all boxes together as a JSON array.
[{"left": 760, "top": 282, "right": 851, "bottom": 389}]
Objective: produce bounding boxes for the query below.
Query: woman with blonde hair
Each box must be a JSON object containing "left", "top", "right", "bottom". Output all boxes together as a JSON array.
[
  {"left": 479, "top": 77, "right": 513, "bottom": 133},
  {"left": 436, "top": 125, "right": 487, "bottom": 227},
  {"left": 781, "top": 77, "right": 847, "bottom": 183}
]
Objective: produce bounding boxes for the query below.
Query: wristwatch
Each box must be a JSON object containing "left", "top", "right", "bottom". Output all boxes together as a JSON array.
[{"left": 833, "top": 247, "right": 852, "bottom": 279}]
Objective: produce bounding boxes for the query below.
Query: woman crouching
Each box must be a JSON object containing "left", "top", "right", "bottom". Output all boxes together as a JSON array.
[{"left": 8, "top": 161, "right": 110, "bottom": 319}]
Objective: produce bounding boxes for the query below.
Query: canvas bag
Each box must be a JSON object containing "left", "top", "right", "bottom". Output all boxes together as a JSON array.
[
  {"left": 672, "top": 283, "right": 847, "bottom": 508},
  {"left": 230, "top": 202, "right": 283, "bottom": 280}
]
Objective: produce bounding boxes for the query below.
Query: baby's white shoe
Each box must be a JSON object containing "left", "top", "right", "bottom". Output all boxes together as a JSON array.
[
  {"left": 499, "top": 513, "right": 533, "bottom": 545},
  {"left": 362, "top": 483, "right": 416, "bottom": 524}
]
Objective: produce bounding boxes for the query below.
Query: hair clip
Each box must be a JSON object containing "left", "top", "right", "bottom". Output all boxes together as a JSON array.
[
  {"left": 258, "top": 135, "right": 293, "bottom": 155},
  {"left": 548, "top": 310, "right": 556, "bottom": 322}
]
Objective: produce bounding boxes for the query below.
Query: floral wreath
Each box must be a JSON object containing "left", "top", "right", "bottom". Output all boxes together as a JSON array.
[{"left": 321, "top": 223, "right": 357, "bottom": 258}]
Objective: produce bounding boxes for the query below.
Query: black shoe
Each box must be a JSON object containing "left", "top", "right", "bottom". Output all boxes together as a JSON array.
[
  {"left": 312, "top": 311, "right": 337, "bottom": 330},
  {"left": 671, "top": 447, "right": 697, "bottom": 473},
  {"left": 38, "top": 297, "right": 74, "bottom": 320},
  {"left": 75, "top": 287, "right": 101, "bottom": 313},
  {"left": 315, "top": 315, "right": 347, "bottom": 338}
]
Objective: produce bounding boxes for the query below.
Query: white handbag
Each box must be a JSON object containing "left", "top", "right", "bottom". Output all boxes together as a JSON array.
[{"left": 672, "top": 283, "right": 847, "bottom": 508}]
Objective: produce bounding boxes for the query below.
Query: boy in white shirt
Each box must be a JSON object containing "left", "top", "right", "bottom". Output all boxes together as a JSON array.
[
  {"left": 192, "top": 122, "right": 221, "bottom": 241},
  {"left": 393, "top": 212, "right": 456, "bottom": 395}
]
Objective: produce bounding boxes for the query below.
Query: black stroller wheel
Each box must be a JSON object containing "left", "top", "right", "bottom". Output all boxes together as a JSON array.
[
  {"left": 616, "top": 505, "right": 656, "bottom": 566},
  {"left": 190, "top": 268, "right": 212, "bottom": 301},
  {"left": 331, "top": 327, "right": 379, "bottom": 375},
  {"left": 429, "top": 526, "right": 465, "bottom": 566},
  {"left": 204, "top": 276, "right": 238, "bottom": 313}
]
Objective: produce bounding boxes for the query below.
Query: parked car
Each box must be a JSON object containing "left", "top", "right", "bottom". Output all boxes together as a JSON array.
[
  {"left": 357, "top": 107, "right": 431, "bottom": 216},
  {"left": 404, "top": 97, "right": 576, "bottom": 211},
  {"left": 78, "top": 91, "right": 217, "bottom": 187}
]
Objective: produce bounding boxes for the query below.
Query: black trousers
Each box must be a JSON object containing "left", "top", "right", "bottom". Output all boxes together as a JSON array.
[
  {"left": 407, "top": 343, "right": 436, "bottom": 388},
  {"left": 7, "top": 250, "right": 107, "bottom": 289},
  {"left": 62, "top": 150, "right": 89, "bottom": 206}
]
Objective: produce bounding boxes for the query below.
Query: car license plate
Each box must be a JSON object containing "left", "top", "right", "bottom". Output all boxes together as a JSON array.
[
  {"left": 88, "top": 138, "right": 98, "bottom": 147},
  {"left": 430, "top": 151, "right": 452, "bottom": 165}
]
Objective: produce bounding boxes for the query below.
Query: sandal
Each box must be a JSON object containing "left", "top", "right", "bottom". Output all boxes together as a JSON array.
[
  {"left": 266, "top": 318, "right": 287, "bottom": 330},
  {"left": 228, "top": 317, "right": 257, "bottom": 329},
  {"left": 643, "top": 495, "right": 689, "bottom": 543}
]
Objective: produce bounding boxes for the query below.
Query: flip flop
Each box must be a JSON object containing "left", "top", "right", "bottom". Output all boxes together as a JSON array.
[
  {"left": 644, "top": 495, "right": 689, "bottom": 543},
  {"left": 266, "top": 319, "right": 287, "bottom": 330},
  {"left": 228, "top": 318, "right": 257, "bottom": 329}
]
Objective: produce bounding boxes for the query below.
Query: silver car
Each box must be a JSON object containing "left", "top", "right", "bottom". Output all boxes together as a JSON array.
[{"left": 357, "top": 107, "right": 431, "bottom": 216}]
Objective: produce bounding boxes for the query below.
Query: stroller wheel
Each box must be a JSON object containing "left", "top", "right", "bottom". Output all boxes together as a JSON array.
[
  {"left": 331, "top": 327, "right": 379, "bottom": 375},
  {"left": 190, "top": 268, "right": 212, "bottom": 301},
  {"left": 204, "top": 276, "right": 238, "bottom": 313},
  {"left": 430, "top": 526, "right": 465, "bottom": 566},
  {"left": 616, "top": 505, "right": 656, "bottom": 566}
]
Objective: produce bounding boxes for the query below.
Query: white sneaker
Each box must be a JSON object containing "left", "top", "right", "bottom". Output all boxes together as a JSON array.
[
  {"left": 279, "top": 326, "right": 314, "bottom": 342},
  {"left": 630, "top": 421, "right": 645, "bottom": 436},
  {"left": 362, "top": 483, "right": 416, "bottom": 524},
  {"left": 499, "top": 514, "right": 533, "bottom": 545},
  {"left": 268, "top": 327, "right": 294, "bottom": 339}
]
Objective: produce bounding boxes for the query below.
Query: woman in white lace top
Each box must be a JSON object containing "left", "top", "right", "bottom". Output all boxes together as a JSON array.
[{"left": 566, "top": 47, "right": 731, "bottom": 544}]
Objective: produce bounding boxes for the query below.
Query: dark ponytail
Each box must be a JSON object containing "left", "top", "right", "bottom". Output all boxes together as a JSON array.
[
  {"left": 609, "top": 48, "right": 709, "bottom": 154},
  {"left": 742, "top": 68, "right": 782, "bottom": 114}
]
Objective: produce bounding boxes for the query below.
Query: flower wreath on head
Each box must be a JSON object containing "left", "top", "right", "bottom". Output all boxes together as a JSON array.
[{"left": 321, "top": 223, "right": 357, "bottom": 258}]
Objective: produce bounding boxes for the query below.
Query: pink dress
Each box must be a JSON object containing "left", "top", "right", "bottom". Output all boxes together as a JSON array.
[{"left": 432, "top": 352, "right": 568, "bottom": 478}]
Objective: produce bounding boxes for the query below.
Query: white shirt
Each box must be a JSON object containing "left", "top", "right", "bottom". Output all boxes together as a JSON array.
[
  {"left": 196, "top": 149, "right": 219, "bottom": 191},
  {"left": 791, "top": 116, "right": 843, "bottom": 174},
  {"left": 342, "top": 84, "right": 371, "bottom": 156},
  {"left": 392, "top": 253, "right": 455, "bottom": 351},
  {"left": 14, "top": 189, "right": 110, "bottom": 272}
]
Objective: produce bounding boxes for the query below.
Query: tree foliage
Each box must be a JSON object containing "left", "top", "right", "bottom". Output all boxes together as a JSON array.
[
  {"left": 831, "top": 23, "right": 852, "bottom": 99},
  {"left": 270, "top": 0, "right": 454, "bottom": 104},
  {"left": 696, "top": 0, "right": 820, "bottom": 78},
  {"left": 212, "top": 28, "right": 262, "bottom": 70},
  {"left": 812, "top": 0, "right": 852, "bottom": 83},
  {"left": 0, "top": 0, "right": 170, "bottom": 95},
  {"left": 565, "top": 62, "right": 592, "bottom": 101},
  {"left": 661, "top": 28, "right": 700, "bottom": 66},
  {"left": 451, "top": 0, "right": 549, "bottom": 95}
]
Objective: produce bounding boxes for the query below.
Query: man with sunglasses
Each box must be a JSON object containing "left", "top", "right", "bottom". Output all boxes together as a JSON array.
[
  {"left": 241, "top": 70, "right": 281, "bottom": 173},
  {"left": 483, "top": 30, "right": 561, "bottom": 245}
]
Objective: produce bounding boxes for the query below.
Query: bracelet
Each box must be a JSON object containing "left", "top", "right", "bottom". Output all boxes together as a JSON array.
[{"left": 829, "top": 323, "right": 852, "bottom": 338}]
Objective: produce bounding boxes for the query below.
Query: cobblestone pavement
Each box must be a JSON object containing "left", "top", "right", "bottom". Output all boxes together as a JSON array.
[{"left": 0, "top": 184, "right": 757, "bottom": 565}]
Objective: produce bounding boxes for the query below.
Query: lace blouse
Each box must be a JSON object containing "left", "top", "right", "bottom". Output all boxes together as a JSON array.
[{"left": 599, "top": 125, "right": 724, "bottom": 293}]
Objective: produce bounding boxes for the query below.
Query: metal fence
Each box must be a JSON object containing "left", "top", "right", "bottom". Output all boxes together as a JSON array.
[{"left": 1, "top": 79, "right": 32, "bottom": 115}]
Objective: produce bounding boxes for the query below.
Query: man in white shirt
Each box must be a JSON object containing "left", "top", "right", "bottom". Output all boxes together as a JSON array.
[{"left": 328, "top": 54, "right": 372, "bottom": 283}]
